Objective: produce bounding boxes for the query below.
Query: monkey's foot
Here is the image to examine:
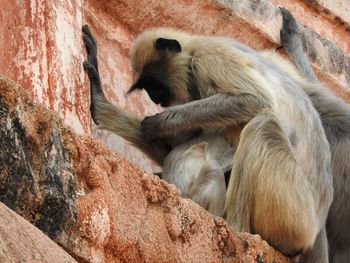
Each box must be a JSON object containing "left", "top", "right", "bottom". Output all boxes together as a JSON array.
[
  {"left": 82, "top": 24, "right": 97, "bottom": 56},
  {"left": 83, "top": 60, "right": 98, "bottom": 82},
  {"left": 280, "top": 8, "right": 300, "bottom": 51}
]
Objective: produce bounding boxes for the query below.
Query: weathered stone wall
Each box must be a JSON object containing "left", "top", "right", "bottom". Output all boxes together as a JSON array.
[
  {"left": 0, "top": 0, "right": 88, "bottom": 133},
  {"left": 0, "top": 0, "right": 348, "bottom": 171},
  {"left": 0, "top": 76, "right": 289, "bottom": 262}
]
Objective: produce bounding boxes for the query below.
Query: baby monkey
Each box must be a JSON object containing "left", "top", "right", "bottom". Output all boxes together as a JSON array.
[{"left": 163, "top": 136, "right": 235, "bottom": 216}]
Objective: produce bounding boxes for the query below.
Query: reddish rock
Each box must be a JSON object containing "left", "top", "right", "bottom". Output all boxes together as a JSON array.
[
  {"left": 0, "top": 76, "right": 289, "bottom": 262},
  {"left": 0, "top": 202, "right": 77, "bottom": 263},
  {"left": 0, "top": 0, "right": 89, "bottom": 135}
]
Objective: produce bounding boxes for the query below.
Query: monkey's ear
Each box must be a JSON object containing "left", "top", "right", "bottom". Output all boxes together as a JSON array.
[{"left": 154, "top": 38, "right": 181, "bottom": 53}]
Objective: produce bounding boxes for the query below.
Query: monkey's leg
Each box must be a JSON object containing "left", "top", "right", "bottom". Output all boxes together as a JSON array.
[
  {"left": 280, "top": 8, "right": 318, "bottom": 83},
  {"left": 83, "top": 61, "right": 170, "bottom": 164},
  {"left": 225, "top": 110, "right": 319, "bottom": 257},
  {"left": 142, "top": 93, "right": 267, "bottom": 139},
  {"left": 282, "top": 11, "right": 350, "bottom": 262},
  {"left": 189, "top": 163, "right": 226, "bottom": 217},
  {"left": 82, "top": 26, "right": 171, "bottom": 165}
]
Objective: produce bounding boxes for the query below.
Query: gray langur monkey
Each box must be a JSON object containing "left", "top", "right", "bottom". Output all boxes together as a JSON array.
[
  {"left": 82, "top": 25, "right": 236, "bottom": 217},
  {"left": 129, "top": 24, "right": 333, "bottom": 259},
  {"left": 83, "top": 18, "right": 333, "bottom": 260},
  {"left": 280, "top": 8, "right": 350, "bottom": 263}
]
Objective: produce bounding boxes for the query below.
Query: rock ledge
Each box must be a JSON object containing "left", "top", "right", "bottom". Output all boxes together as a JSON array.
[{"left": 0, "top": 76, "right": 289, "bottom": 262}]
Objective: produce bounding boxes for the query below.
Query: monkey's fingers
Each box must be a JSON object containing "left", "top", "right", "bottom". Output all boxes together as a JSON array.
[
  {"left": 280, "top": 8, "right": 300, "bottom": 47},
  {"left": 141, "top": 115, "right": 163, "bottom": 140},
  {"left": 82, "top": 25, "right": 99, "bottom": 71},
  {"left": 82, "top": 25, "right": 97, "bottom": 50},
  {"left": 83, "top": 35, "right": 96, "bottom": 54}
]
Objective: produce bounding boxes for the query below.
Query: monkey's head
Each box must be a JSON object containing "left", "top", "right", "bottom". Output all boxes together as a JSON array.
[{"left": 128, "top": 28, "right": 200, "bottom": 107}]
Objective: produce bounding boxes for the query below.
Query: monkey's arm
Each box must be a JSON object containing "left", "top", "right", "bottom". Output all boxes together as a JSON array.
[
  {"left": 280, "top": 8, "right": 318, "bottom": 83},
  {"left": 82, "top": 25, "right": 171, "bottom": 165},
  {"left": 142, "top": 93, "right": 267, "bottom": 139}
]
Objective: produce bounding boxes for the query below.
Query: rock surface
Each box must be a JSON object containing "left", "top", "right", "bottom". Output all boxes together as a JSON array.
[
  {"left": 0, "top": 202, "right": 77, "bottom": 263},
  {"left": 0, "top": 76, "right": 289, "bottom": 262}
]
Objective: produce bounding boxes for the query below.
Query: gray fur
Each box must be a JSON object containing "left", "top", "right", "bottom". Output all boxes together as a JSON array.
[
  {"left": 83, "top": 19, "right": 335, "bottom": 261},
  {"left": 280, "top": 8, "right": 350, "bottom": 262},
  {"left": 133, "top": 26, "right": 332, "bottom": 258}
]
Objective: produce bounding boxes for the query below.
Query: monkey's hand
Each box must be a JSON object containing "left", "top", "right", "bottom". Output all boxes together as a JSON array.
[
  {"left": 141, "top": 108, "right": 183, "bottom": 139},
  {"left": 82, "top": 24, "right": 98, "bottom": 69},
  {"left": 82, "top": 25, "right": 107, "bottom": 125},
  {"left": 141, "top": 113, "right": 165, "bottom": 140}
]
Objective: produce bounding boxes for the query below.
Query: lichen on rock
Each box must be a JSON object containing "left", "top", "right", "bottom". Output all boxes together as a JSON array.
[{"left": 0, "top": 77, "right": 77, "bottom": 240}]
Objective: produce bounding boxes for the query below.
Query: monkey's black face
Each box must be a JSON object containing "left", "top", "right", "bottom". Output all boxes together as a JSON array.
[
  {"left": 129, "top": 76, "right": 173, "bottom": 107},
  {"left": 129, "top": 37, "right": 184, "bottom": 107},
  {"left": 142, "top": 77, "right": 173, "bottom": 107}
]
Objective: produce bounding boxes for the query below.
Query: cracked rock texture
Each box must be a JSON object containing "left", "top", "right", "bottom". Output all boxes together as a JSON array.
[{"left": 0, "top": 76, "right": 289, "bottom": 262}]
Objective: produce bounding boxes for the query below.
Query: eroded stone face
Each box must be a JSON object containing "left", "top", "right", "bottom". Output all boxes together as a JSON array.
[
  {"left": 0, "top": 78, "right": 78, "bottom": 240},
  {"left": 0, "top": 76, "right": 289, "bottom": 263},
  {"left": 0, "top": 0, "right": 89, "bottom": 135}
]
